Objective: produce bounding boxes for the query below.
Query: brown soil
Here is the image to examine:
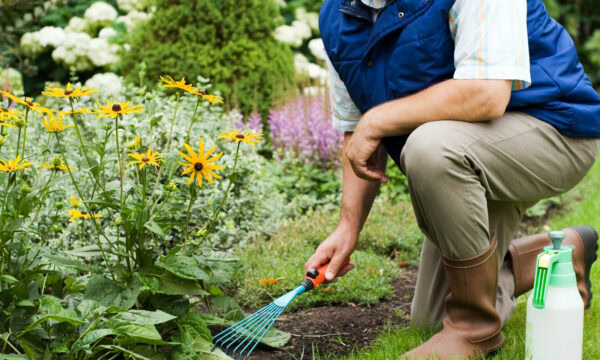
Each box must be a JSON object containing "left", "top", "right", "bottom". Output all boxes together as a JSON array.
[{"left": 210, "top": 266, "right": 418, "bottom": 360}]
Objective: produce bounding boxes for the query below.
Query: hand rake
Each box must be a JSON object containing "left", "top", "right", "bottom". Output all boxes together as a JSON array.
[{"left": 212, "top": 258, "right": 350, "bottom": 359}]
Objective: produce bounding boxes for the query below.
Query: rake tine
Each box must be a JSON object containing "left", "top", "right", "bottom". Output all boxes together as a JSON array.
[
  {"left": 212, "top": 304, "right": 275, "bottom": 349},
  {"left": 238, "top": 307, "right": 285, "bottom": 359},
  {"left": 232, "top": 307, "right": 283, "bottom": 359},
  {"left": 217, "top": 305, "right": 276, "bottom": 350},
  {"left": 226, "top": 307, "right": 280, "bottom": 356},
  {"left": 221, "top": 311, "right": 274, "bottom": 354}
]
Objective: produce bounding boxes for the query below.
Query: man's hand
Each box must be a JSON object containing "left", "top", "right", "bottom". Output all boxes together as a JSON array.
[
  {"left": 304, "top": 224, "right": 357, "bottom": 283},
  {"left": 346, "top": 114, "right": 388, "bottom": 183}
]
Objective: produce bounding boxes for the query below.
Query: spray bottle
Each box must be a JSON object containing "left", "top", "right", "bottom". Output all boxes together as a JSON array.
[{"left": 525, "top": 231, "right": 584, "bottom": 359}]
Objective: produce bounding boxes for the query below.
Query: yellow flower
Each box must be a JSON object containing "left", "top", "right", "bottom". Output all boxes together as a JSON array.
[
  {"left": 194, "top": 89, "right": 224, "bottom": 105},
  {"left": 218, "top": 129, "right": 263, "bottom": 146},
  {"left": 179, "top": 138, "right": 225, "bottom": 187},
  {"left": 0, "top": 107, "right": 23, "bottom": 126},
  {"left": 66, "top": 209, "right": 103, "bottom": 222},
  {"left": 58, "top": 107, "right": 92, "bottom": 116},
  {"left": 0, "top": 91, "right": 50, "bottom": 116},
  {"left": 0, "top": 155, "right": 32, "bottom": 173},
  {"left": 127, "top": 136, "right": 141, "bottom": 149},
  {"left": 40, "top": 157, "right": 69, "bottom": 172},
  {"left": 93, "top": 98, "right": 144, "bottom": 119},
  {"left": 42, "top": 112, "right": 72, "bottom": 133},
  {"left": 160, "top": 75, "right": 198, "bottom": 94},
  {"left": 70, "top": 196, "right": 82, "bottom": 207},
  {"left": 42, "top": 83, "right": 99, "bottom": 98},
  {"left": 128, "top": 148, "right": 164, "bottom": 169}
]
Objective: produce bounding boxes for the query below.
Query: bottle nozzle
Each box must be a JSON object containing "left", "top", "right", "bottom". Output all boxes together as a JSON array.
[{"left": 549, "top": 231, "right": 566, "bottom": 250}]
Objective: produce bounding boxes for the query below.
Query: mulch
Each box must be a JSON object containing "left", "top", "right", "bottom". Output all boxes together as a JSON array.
[{"left": 209, "top": 266, "right": 418, "bottom": 360}]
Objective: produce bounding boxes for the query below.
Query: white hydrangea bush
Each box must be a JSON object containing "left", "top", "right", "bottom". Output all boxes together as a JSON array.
[
  {"left": 84, "top": 2, "right": 118, "bottom": 25},
  {"left": 20, "top": 26, "right": 66, "bottom": 58},
  {"left": 85, "top": 72, "right": 124, "bottom": 97}
]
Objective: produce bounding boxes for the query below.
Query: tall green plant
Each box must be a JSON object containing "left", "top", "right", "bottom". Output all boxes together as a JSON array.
[{"left": 120, "top": 0, "right": 294, "bottom": 117}]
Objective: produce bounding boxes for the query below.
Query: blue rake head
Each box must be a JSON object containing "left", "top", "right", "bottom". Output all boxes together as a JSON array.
[
  {"left": 211, "top": 303, "right": 285, "bottom": 359},
  {"left": 211, "top": 285, "right": 307, "bottom": 359}
]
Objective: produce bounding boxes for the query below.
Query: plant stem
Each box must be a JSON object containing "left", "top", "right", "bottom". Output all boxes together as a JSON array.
[
  {"left": 55, "top": 133, "right": 118, "bottom": 281},
  {"left": 184, "top": 97, "right": 201, "bottom": 145},
  {"left": 150, "top": 93, "right": 180, "bottom": 201},
  {"left": 194, "top": 142, "right": 241, "bottom": 252},
  {"left": 115, "top": 114, "right": 124, "bottom": 210},
  {"left": 15, "top": 127, "right": 21, "bottom": 158},
  {"left": 184, "top": 189, "right": 197, "bottom": 245},
  {"left": 0, "top": 173, "right": 12, "bottom": 226},
  {"left": 20, "top": 108, "right": 29, "bottom": 159}
]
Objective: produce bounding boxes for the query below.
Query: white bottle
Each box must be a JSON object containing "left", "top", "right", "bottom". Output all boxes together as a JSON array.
[{"left": 525, "top": 231, "right": 584, "bottom": 360}]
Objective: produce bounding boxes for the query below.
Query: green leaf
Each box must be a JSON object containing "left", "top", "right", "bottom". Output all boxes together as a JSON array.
[
  {"left": 176, "top": 312, "right": 212, "bottom": 342},
  {"left": 42, "top": 253, "right": 100, "bottom": 273},
  {"left": 0, "top": 355, "right": 28, "bottom": 359},
  {"left": 66, "top": 245, "right": 103, "bottom": 258},
  {"left": 228, "top": 172, "right": 239, "bottom": 182},
  {"left": 98, "top": 345, "right": 152, "bottom": 360},
  {"left": 0, "top": 275, "right": 18, "bottom": 284},
  {"left": 112, "top": 310, "right": 176, "bottom": 325},
  {"left": 71, "top": 329, "right": 114, "bottom": 352},
  {"left": 16, "top": 300, "right": 35, "bottom": 307},
  {"left": 144, "top": 221, "right": 165, "bottom": 237},
  {"left": 110, "top": 322, "right": 177, "bottom": 346},
  {"left": 19, "top": 296, "right": 84, "bottom": 336},
  {"left": 76, "top": 299, "right": 107, "bottom": 319},
  {"left": 137, "top": 272, "right": 209, "bottom": 296},
  {"left": 171, "top": 335, "right": 233, "bottom": 360},
  {"left": 84, "top": 275, "right": 141, "bottom": 309},
  {"left": 156, "top": 255, "right": 209, "bottom": 281}
]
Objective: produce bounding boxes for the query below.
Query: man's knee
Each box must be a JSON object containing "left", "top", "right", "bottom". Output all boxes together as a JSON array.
[{"left": 400, "top": 121, "right": 467, "bottom": 183}]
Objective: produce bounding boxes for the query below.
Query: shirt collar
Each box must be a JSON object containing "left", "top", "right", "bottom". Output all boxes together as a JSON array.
[{"left": 360, "top": 0, "right": 389, "bottom": 9}]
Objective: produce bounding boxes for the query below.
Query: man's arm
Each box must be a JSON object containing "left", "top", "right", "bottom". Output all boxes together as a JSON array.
[
  {"left": 304, "top": 132, "right": 388, "bottom": 281},
  {"left": 346, "top": 79, "right": 512, "bottom": 181}
]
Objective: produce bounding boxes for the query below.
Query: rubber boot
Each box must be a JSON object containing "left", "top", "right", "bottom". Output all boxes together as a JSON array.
[
  {"left": 402, "top": 236, "right": 504, "bottom": 360},
  {"left": 509, "top": 226, "right": 598, "bottom": 308}
]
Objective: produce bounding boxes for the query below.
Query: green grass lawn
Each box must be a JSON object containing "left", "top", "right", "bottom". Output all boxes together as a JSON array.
[
  {"left": 234, "top": 199, "right": 422, "bottom": 311},
  {"left": 326, "top": 160, "right": 600, "bottom": 360}
]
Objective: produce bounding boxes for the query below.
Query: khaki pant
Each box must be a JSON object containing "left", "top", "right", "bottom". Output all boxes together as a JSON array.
[{"left": 398, "top": 112, "right": 600, "bottom": 326}]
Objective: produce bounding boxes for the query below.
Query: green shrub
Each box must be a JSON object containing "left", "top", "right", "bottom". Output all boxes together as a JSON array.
[{"left": 121, "top": 0, "right": 295, "bottom": 116}]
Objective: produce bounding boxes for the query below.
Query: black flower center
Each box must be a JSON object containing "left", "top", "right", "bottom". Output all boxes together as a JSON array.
[
  {"left": 112, "top": 104, "right": 122, "bottom": 112},
  {"left": 197, "top": 89, "right": 206, "bottom": 95},
  {"left": 0, "top": 108, "right": 7, "bottom": 112},
  {"left": 81, "top": 211, "right": 88, "bottom": 215},
  {"left": 194, "top": 163, "right": 203, "bottom": 171},
  {"left": 25, "top": 101, "right": 33, "bottom": 106},
  {"left": 142, "top": 157, "right": 150, "bottom": 162},
  {"left": 7, "top": 166, "right": 12, "bottom": 170},
  {"left": 236, "top": 134, "right": 245, "bottom": 139},
  {"left": 64, "top": 90, "right": 73, "bottom": 95}
]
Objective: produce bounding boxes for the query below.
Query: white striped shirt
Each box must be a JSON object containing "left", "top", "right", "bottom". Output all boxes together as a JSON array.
[{"left": 328, "top": 0, "right": 531, "bottom": 132}]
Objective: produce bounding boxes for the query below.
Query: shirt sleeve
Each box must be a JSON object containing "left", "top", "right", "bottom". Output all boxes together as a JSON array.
[
  {"left": 450, "top": 0, "right": 531, "bottom": 90},
  {"left": 325, "top": 55, "right": 362, "bottom": 132}
]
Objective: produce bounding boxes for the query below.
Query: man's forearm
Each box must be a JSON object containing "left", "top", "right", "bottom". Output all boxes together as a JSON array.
[
  {"left": 338, "top": 132, "right": 387, "bottom": 233},
  {"left": 362, "top": 79, "right": 513, "bottom": 138}
]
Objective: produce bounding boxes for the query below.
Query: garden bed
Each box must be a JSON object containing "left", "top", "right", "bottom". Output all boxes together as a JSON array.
[{"left": 211, "top": 266, "right": 418, "bottom": 360}]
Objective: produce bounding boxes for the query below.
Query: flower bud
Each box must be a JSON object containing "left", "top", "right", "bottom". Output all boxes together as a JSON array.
[
  {"left": 167, "top": 180, "right": 177, "bottom": 191},
  {"left": 51, "top": 224, "right": 62, "bottom": 232},
  {"left": 14, "top": 117, "right": 27, "bottom": 127},
  {"left": 55, "top": 201, "right": 65, "bottom": 209},
  {"left": 20, "top": 184, "right": 32, "bottom": 194},
  {"left": 103, "top": 123, "right": 112, "bottom": 131},
  {"left": 194, "top": 226, "right": 208, "bottom": 238},
  {"left": 114, "top": 216, "right": 122, "bottom": 225},
  {"left": 52, "top": 156, "right": 63, "bottom": 167},
  {"left": 145, "top": 93, "right": 153, "bottom": 101},
  {"left": 0, "top": 135, "right": 5, "bottom": 146}
]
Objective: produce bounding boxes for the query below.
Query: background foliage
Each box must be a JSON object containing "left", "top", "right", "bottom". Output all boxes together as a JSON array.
[{"left": 120, "top": 0, "right": 295, "bottom": 117}]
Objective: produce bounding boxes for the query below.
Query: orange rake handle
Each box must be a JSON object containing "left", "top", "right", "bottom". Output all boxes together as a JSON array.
[{"left": 303, "top": 258, "right": 351, "bottom": 290}]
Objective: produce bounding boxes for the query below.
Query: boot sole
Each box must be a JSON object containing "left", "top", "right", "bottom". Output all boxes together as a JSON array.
[{"left": 570, "top": 225, "right": 598, "bottom": 310}]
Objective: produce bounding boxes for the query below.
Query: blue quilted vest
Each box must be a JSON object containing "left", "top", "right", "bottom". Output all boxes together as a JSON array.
[{"left": 320, "top": 0, "right": 600, "bottom": 162}]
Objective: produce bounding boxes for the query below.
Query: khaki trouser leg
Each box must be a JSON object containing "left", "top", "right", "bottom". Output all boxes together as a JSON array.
[{"left": 399, "top": 112, "right": 600, "bottom": 328}]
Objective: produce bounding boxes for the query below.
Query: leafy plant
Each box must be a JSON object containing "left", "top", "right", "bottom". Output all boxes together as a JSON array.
[
  {"left": 121, "top": 0, "right": 295, "bottom": 117},
  {"left": 0, "top": 76, "right": 289, "bottom": 358}
]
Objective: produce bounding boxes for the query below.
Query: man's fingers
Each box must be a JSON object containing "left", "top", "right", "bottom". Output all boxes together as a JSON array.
[
  {"left": 336, "top": 263, "right": 355, "bottom": 277},
  {"left": 305, "top": 251, "right": 330, "bottom": 273},
  {"left": 325, "top": 253, "right": 349, "bottom": 281},
  {"left": 350, "top": 160, "right": 386, "bottom": 182}
]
